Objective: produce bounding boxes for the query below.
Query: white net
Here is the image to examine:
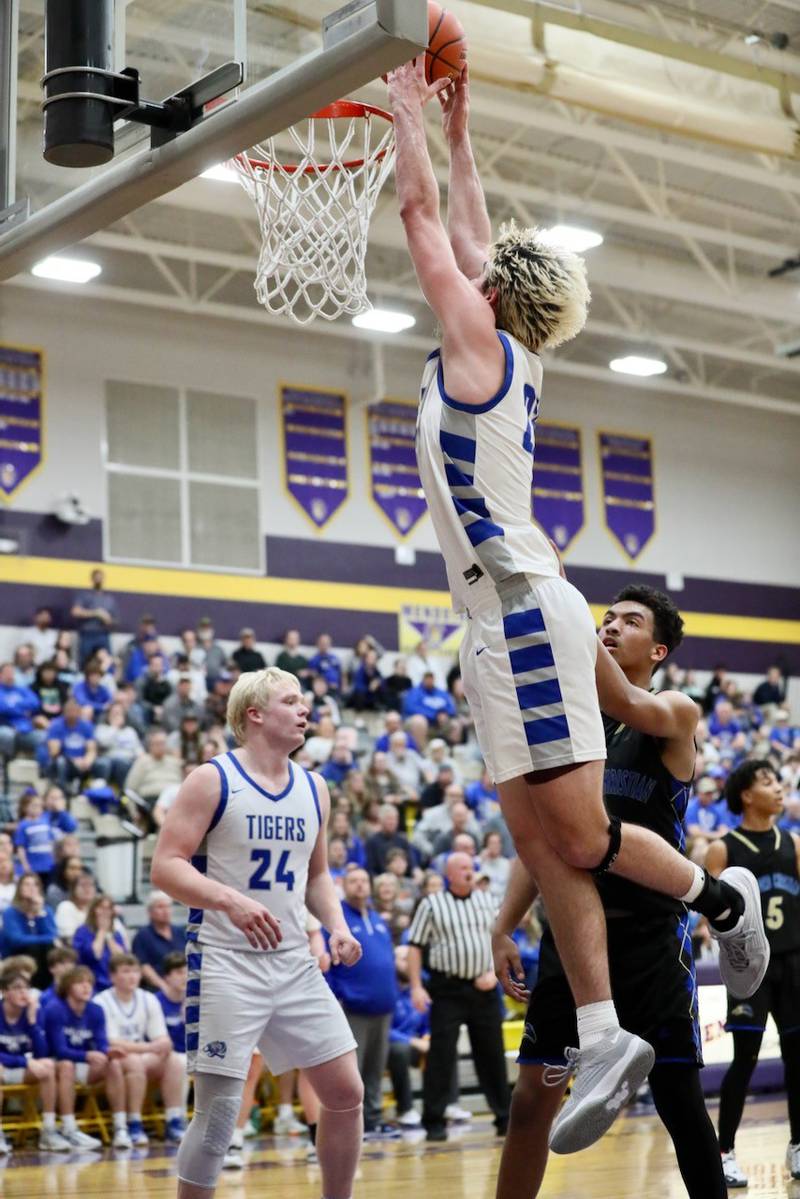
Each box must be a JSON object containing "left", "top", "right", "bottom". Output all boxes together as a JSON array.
[{"left": 231, "top": 102, "right": 396, "bottom": 326}]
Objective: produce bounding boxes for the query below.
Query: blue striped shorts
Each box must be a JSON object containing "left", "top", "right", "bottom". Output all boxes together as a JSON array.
[{"left": 460, "top": 574, "right": 606, "bottom": 782}]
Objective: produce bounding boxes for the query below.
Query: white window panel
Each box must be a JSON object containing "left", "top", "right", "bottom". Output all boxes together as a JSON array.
[
  {"left": 186, "top": 389, "right": 258, "bottom": 480},
  {"left": 106, "top": 381, "right": 180, "bottom": 470},
  {"left": 108, "top": 473, "right": 182, "bottom": 564},
  {"left": 189, "top": 480, "right": 261, "bottom": 572}
]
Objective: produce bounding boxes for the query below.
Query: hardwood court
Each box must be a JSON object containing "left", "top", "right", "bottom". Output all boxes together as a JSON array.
[{"left": 0, "top": 1099, "right": 793, "bottom": 1199}]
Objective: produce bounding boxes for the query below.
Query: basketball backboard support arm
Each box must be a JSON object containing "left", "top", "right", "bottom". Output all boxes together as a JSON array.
[
  {"left": 0, "top": 0, "right": 426, "bottom": 282},
  {"left": 0, "top": 0, "right": 19, "bottom": 211}
]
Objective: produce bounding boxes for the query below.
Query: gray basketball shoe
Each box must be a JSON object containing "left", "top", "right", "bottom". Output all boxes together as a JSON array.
[
  {"left": 547, "top": 1029, "right": 655, "bottom": 1155},
  {"left": 711, "top": 866, "right": 770, "bottom": 999}
]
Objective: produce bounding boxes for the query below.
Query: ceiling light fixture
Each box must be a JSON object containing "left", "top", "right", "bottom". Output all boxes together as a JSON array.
[
  {"left": 201, "top": 164, "right": 238, "bottom": 183},
  {"left": 352, "top": 309, "right": 416, "bottom": 334},
  {"left": 545, "top": 225, "right": 604, "bottom": 252},
  {"left": 31, "top": 256, "right": 102, "bottom": 283},
  {"left": 610, "top": 355, "right": 668, "bottom": 378}
]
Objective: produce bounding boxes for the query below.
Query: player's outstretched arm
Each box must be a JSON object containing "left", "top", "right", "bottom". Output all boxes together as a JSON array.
[
  {"left": 305, "top": 774, "right": 362, "bottom": 966},
  {"left": 439, "top": 67, "right": 492, "bottom": 278},
  {"left": 388, "top": 58, "right": 503, "bottom": 404},
  {"left": 151, "top": 764, "right": 282, "bottom": 950},
  {"left": 595, "top": 640, "right": 699, "bottom": 742}
]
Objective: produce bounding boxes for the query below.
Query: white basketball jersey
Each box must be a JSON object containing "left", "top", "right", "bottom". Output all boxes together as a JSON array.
[
  {"left": 416, "top": 331, "right": 560, "bottom": 614},
  {"left": 187, "top": 752, "right": 322, "bottom": 954}
]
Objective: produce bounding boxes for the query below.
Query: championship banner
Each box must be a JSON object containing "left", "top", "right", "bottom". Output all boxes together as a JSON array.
[
  {"left": 532, "top": 422, "right": 584, "bottom": 553},
  {"left": 599, "top": 431, "right": 656, "bottom": 560},
  {"left": 281, "top": 386, "right": 348, "bottom": 530},
  {"left": 399, "top": 604, "right": 465, "bottom": 656},
  {"left": 0, "top": 344, "right": 44, "bottom": 501},
  {"left": 367, "top": 399, "right": 426, "bottom": 538}
]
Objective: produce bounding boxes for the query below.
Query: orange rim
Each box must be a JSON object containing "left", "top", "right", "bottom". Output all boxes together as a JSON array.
[{"left": 236, "top": 100, "right": 394, "bottom": 176}]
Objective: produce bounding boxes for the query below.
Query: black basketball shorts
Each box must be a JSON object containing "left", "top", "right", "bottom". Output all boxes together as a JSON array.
[{"left": 519, "top": 911, "right": 703, "bottom": 1067}]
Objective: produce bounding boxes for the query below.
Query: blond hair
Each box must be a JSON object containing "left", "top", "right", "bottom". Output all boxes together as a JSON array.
[
  {"left": 227, "top": 668, "right": 301, "bottom": 744},
  {"left": 484, "top": 221, "right": 590, "bottom": 353}
]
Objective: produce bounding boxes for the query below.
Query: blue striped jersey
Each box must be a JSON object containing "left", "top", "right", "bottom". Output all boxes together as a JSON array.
[
  {"left": 187, "top": 751, "right": 323, "bottom": 953},
  {"left": 416, "top": 331, "right": 561, "bottom": 614}
]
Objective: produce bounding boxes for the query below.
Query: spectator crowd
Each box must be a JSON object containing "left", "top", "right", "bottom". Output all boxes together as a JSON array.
[{"left": 0, "top": 568, "right": 797, "bottom": 1146}]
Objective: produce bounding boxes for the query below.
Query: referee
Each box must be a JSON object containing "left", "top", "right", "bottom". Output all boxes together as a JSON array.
[{"left": 407, "top": 852, "right": 510, "bottom": 1141}]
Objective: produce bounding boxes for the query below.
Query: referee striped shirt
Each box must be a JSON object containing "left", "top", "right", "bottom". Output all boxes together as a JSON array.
[{"left": 407, "top": 888, "right": 496, "bottom": 980}]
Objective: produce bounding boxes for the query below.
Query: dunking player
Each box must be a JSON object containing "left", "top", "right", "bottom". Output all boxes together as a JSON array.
[
  {"left": 387, "top": 57, "right": 768, "bottom": 1152},
  {"left": 492, "top": 586, "right": 726, "bottom": 1198},
  {"left": 152, "top": 668, "right": 364, "bottom": 1199},
  {"left": 706, "top": 760, "right": 800, "bottom": 1188}
]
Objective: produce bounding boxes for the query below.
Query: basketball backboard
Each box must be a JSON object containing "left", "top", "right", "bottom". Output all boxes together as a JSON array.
[{"left": 0, "top": 0, "right": 426, "bottom": 281}]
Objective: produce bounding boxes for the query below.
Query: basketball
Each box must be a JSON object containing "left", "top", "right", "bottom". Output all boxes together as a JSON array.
[{"left": 426, "top": 2, "right": 467, "bottom": 85}]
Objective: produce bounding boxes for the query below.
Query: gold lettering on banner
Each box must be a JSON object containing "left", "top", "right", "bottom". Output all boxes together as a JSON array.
[
  {"left": 374, "top": 484, "right": 426, "bottom": 499},
  {"left": 287, "top": 451, "right": 347, "bottom": 466},
  {"left": 372, "top": 463, "right": 420, "bottom": 477},
  {"left": 533, "top": 487, "right": 584, "bottom": 502},
  {"left": 0, "top": 439, "right": 38, "bottom": 453},
  {"left": 605, "top": 497, "right": 655, "bottom": 511},
  {"left": 604, "top": 471, "right": 653, "bottom": 485},
  {"left": 370, "top": 435, "right": 416, "bottom": 448},
  {"left": 534, "top": 462, "right": 582, "bottom": 476},
  {"left": 287, "top": 474, "right": 347, "bottom": 490},
  {"left": 285, "top": 423, "right": 344, "bottom": 439},
  {"left": 284, "top": 402, "right": 345, "bottom": 417},
  {"left": 535, "top": 434, "right": 580, "bottom": 448},
  {"left": 601, "top": 446, "right": 651, "bottom": 461},
  {"left": 0, "top": 417, "right": 39, "bottom": 429}
]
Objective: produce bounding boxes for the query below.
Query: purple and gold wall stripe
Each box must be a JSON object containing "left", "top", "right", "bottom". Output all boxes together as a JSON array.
[
  {"left": 599, "top": 431, "right": 656, "bottom": 561},
  {"left": 532, "top": 422, "right": 584, "bottom": 553},
  {"left": 367, "top": 399, "right": 426, "bottom": 539},
  {"left": 280, "top": 385, "right": 348, "bottom": 531}
]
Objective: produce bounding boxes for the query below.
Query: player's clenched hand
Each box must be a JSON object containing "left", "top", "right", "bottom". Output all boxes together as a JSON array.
[
  {"left": 223, "top": 890, "right": 282, "bottom": 950},
  {"left": 492, "top": 931, "right": 530, "bottom": 1003},
  {"left": 328, "top": 929, "right": 362, "bottom": 967}
]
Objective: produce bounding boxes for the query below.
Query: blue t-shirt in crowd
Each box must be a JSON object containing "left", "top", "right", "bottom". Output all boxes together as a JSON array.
[
  {"left": 0, "top": 683, "right": 41, "bottom": 733},
  {"left": 708, "top": 713, "right": 741, "bottom": 745},
  {"left": 374, "top": 731, "right": 418, "bottom": 754},
  {"left": 1, "top": 906, "right": 58, "bottom": 955},
  {"left": 131, "top": 924, "right": 185, "bottom": 978},
  {"left": 72, "top": 679, "right": 113, "bottom": 717},
  {"left": 465, "top": 779, "right": 499, "bottom": 818},
  {"left": 0, "top": 1007, "right": 48, "bottom": 1067},
  {"left": 307, "top": 652, "right": 342, "bottom": 691},
  {"left": 402, "top": 684, "right": 456, "bottom": 724},
  {"left": 390, "top": 984, "right": 430, "bottom": 1043},
  {"left": 44, "top": 997, "right": 109, "bottom": 1061},
  {"left": 156, "top": 993, "right": 185, "bottom": 1052},
  {"left": 73, "top": 924, "right": 127, "bottom": 992},
  {"left": 48, "top": 810, "right": 79, "bottom": 837},
  {"left": 324, "top": 901, "right": 397, "bottom": 1016},
  {"left": 684, "top": 797, "right": 729, "bottom": 834},
  {"left": 47, "top": 717, "right": 95, "bottom": 758},
  {"left": 39, "top": 985, "right": 58, "bottom": 1010},
  {"left": 771, "top": 725, "right": 798, "bottom": 750},
  {"left": 14, "top": 817, "right": 58, "bottom": 874}
]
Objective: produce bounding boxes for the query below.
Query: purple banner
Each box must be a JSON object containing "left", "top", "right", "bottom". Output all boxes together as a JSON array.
[
  {"left": 599, "top": 431, "right": 656, "bottom": 560},
  {"left": 281, "top": 386, "right": 348, "bottom": 530},
  {"left": 532, "top": 422, "right": 584, "bottom": 552},
  {"left": 0, "top": 345, "right": 44, "bottom": 501},
  {"left": 367, "top": 400, "right": 426, "bottom": 538}
]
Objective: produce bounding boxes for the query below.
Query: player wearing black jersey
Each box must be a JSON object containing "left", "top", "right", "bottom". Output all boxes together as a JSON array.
[
  {"left": 493, "top": 585, "right": 726, "bottom": 1199},
  {"left": 706, "top": 759, "right": 800, "bottom": 1188}
]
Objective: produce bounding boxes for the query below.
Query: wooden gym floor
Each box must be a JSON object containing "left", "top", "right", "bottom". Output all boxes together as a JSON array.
[{"left": 0, "top": 1098, "right": 792, "bottom": 1198}]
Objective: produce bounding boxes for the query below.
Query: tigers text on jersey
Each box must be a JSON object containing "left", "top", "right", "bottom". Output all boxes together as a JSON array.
[
  {"left": 187, "top": 751, "right": 323, "bottom": 953},
  {"left": 416, "top": 331, "right": 561, "bottom": 614}
]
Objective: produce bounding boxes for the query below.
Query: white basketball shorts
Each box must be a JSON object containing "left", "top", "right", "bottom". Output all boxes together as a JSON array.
[
  {"left": 186, "top": 943, "right": 356, "bottom": 1080},
  {"left": 460, "top": 574, "right": 606, "bottom": 782}
]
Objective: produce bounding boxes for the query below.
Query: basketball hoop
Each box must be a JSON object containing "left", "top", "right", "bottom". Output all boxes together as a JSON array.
[{"left": 231, "top": 101, "right": 395, "bottom": 326}]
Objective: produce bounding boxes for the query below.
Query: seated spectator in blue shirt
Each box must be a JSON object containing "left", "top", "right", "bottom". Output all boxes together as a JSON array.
[
  {"left": 155, "top": 954, "right": 187, "bottom": 1054},
  {"left": 465, "top": 766, "right": 499, "bottom": 820},
  {"left": 124, "top": 633, "right": 161, "bottom": 684},
  {"left": 708, "top": 700, "right": 743, "bottom": 749},
  {"left": 320, "top": 740, "right": 357, "bottom": 788},
  {"left": 39, "top": 699, "right": 101, "bottom": 788},
  {"left": 44, "top": 964, "right": 117, "bottom": 1147},
  {"left": 72, "top": 663, "right": 113, "bottom": 721},
  {"left": 38, "top": 946, "right": 80, "bottom": 1010},
  {"left": 328, "top": 837, "right": 350, "bottom": 892},
  {"left": 1, "top": 874, "right": 58, "bottom": 988},
  {"left": 374, "top": 711, "right": 418, "bottom": 754},
  {"left": 14, "top": 793, "right": 59, "bottom": 882},
  {"left": 43, "top": 784, "right": 79, "bottom": 840},
  {"left": 0, "top": 661, "right": 44, "bottom": 758},
  {"left": 307, "top": 633, "right": 343, "bottom": 694},
  {"left": 684, "top": 777, "right": 731, "bottom": 840},
  {"left": 770, "top": 709, "right": 799, "bottom": 754},
  {"left": 131, "top": 892, "right": 185, "bottom": 992},
  {"left": 0, "top": 963, "right": 62, "bottom": 1152},
  {"left": 350, "top": 649, "right": 388, "bottom": 712},
  {"left": 329, "top": 809, "right": 366, "bottom": 867},
  {"left": 402, "top": 672, "right": 456, "bottom": 726},
  {"left": 73, "top": 895, "right": 129, "bottom": 993}
]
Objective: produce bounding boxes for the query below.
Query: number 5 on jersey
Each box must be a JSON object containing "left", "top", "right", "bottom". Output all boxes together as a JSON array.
[{"left": 249, "top": 848, "right": 295, "bottom": 891}]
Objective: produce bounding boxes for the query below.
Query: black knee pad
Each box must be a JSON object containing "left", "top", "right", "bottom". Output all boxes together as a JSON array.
[{"left": 591, "top": 817, "right": 622, "bottom": 876}]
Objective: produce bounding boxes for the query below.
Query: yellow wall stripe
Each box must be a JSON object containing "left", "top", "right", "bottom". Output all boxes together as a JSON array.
[{"left": 1, "top": 556, "right": 798, "bottom": 646}]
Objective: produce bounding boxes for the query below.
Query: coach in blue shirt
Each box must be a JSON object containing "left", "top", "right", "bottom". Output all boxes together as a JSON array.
[{"left": 325, "top": 866, "right": 397, "bottom": 1135}]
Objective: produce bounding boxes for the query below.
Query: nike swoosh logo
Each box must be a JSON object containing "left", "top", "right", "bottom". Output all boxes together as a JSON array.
[
  {"left": 476, "top": 647, "right": 488, "bottom": 656},
  {"left": 231, "top": 786, "right": 245, "bottom": 795}
]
